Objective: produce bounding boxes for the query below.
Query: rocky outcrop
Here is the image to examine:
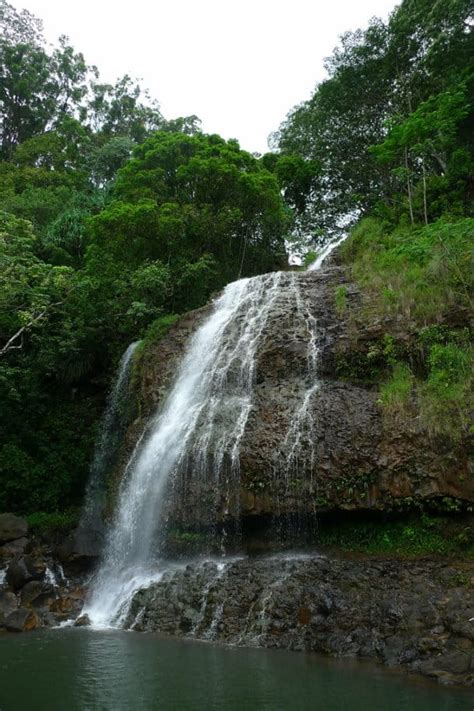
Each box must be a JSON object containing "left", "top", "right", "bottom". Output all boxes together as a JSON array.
[
  {"left": 0, "top": 512, "right": 86, "bottom": 632},
  {"left": 6, "top": 556, "right": 46, "bottom": 591},
  {"left": 124, "top": 554, "right": 474, "bottom": 686},
  {"left": 0, "top": 513, "right": 28, "bottom": 543},
  {"left": 120, "top": 263, "right": 473, "bottom": 531},
  {"left": 4, "top": 608, "right": 39, "bottom": 632}
]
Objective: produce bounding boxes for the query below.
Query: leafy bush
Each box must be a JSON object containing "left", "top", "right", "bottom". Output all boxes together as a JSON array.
[
  {"left": 26, "top": 510, "right": 79, "bottom": 538},
  {"left": 334, "top": 285, "right": 348, "bottom": 316},
  {"left": 317, "top": 515, "right": 474, "bottom": 557}
]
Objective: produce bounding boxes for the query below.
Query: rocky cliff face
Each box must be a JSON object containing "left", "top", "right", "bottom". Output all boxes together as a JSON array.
[{"left": 121, "top": 259, "right": 473, "bottom": 532}]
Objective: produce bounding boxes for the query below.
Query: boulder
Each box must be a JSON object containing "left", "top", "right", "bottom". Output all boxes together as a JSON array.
[
  {"left": 20, "top": 580, "right": 55, "bottom": 608},
  {"left": 0, "top": 514, "right": 28, "bottom": 544},
  {"left": 0, "top": 591, "right": 17, "bottom": 623},
  {"left": 74, "top": 613, "right": 90, "bottom": 627},
  {"left": 50, "top": 596, "right": 83, "bottom": 616},
  {"left": 6, "top": 556, "right": 46, "bottom": 592},
  {"left": 56, "top": 528, "right": 103, "bottom": 576},
  {"left": 0, "top": 537, "right": 30, "bottom": 558},
  {"left": 4, "top": 608, "right": 38, "bottom": 632}
]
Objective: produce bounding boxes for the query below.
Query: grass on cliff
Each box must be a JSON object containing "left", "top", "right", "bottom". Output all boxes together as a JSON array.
[
  {"left": 378, "top": 329, "right": 473, "bottom": 440},
  {"left": 341, "top": 217, "right": 474, "bottom": 441},
  {"left": 341, "top": 216, "right": 474, "bottom": 324},
  {"left": 130, "top": 313, "right": 180, "bottom": 385}
]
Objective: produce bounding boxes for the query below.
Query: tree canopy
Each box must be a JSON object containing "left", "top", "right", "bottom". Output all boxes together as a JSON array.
[
  {"left": 0, "top": 1, "right": 287, "bottom": 513},
  {"left": 273, "top": 0, "right": 474, "bottom": 236}
]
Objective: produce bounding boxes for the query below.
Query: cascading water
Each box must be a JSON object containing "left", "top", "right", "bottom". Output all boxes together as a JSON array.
[
  {"left": 84, "top": 237, "right": 345, "bottom": 627},
  {"left": 307, "top": 233, "right": 346, "bottom": 271},
  {"left": 74, "top": 341, "right": 139, "bottom": 554},
  {"left": 84, "top": 273, "right": 283, "bottom": 625}
]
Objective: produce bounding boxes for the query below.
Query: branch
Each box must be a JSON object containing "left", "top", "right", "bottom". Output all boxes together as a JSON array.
[{"left": 0, "top": 301, "right": 62, "bottom": 357}]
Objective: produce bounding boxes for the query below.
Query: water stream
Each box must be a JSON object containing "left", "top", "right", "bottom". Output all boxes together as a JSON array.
[
  {"left": 84, "top": 238, "right": 344, "bottom": 627},
  {"left": 75, "top": 341, "right": 139, "bottom": 553}
]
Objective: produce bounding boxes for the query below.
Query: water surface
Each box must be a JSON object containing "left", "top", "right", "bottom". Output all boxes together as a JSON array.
[{"left": 0, "top": 630, "right": 471, "bottom": 710}]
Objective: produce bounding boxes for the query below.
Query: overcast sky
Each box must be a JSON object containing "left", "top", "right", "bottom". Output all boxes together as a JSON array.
[{"left": 14, "top": 0, "right": 399, "bottom": 153}]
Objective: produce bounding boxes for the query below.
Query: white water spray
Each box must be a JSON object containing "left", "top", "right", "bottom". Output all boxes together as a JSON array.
[{"left": 307, "top": 234, "right": 346, "bottom": 271}]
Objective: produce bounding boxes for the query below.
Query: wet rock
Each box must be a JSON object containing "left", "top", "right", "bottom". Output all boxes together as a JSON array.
[
  {"left": 6, "top": 556, "right": 46, "bottom": 592},
  {"left": 0, "top": 537, "right": 30, "bottom": 558},
  {"left": 120, "top": 265, "right": 473, "bottom": 529},
  {"left": 122, "top": 555, "right": 474, "bottom": 686},
  {"left": 5, "top": 607, "right": 38, "bottom": 632},
  {"left": 50, "top": 596, "right": 83, "bottom": 616},
  {"left": 20, "top": 580, "right": 55, "bottom": 608},
  {"left": 56, "top": 528, "right": 103, "bottom": 576},
  {"left": 0, "top": 591, "right": 18, "bottom": 623},
  {"left": 0, "top": 514, "right": 28, "bottom": 544},
  {"left": 74, "top": 613, "right": 90, "bottom": 627}
]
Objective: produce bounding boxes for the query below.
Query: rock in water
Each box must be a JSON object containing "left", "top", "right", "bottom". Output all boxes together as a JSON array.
[
  {"left": 4, "top": 608, "right": 38, "bottom": 632},
  {"left": 0, "top": 514, "right": 28, "bottom": 544},
  {"left": 74, "top": 613, "right": 91, "bottom": 627},
  {"left": 0, "top": 537, "right": 29, "bottom": 558}
]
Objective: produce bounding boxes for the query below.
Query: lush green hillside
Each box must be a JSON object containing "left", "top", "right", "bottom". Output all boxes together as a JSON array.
[
  {"left": 275, "top": 0, "right": 473, "bottom": 450},
  {"left": 0, "top": 0, "right": 472, "bottom": 525}
]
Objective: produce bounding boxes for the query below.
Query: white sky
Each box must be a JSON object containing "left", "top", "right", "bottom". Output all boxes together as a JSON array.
[{"left": 14, "top": 0, "right": 399, "bottom": 154}]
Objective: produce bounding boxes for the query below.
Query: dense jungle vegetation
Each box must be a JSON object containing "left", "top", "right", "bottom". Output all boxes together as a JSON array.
[
  {"left": 0, "top": 0, "right": 472, "bottom": 525},
  {"left": 275, "top": 0, "right": 473, "bottom": 452}
]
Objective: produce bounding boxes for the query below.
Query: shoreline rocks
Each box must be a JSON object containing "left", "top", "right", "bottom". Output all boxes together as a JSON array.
[
  {"left": 123, "top": 554, "right": 474, "bottom": 687},
  {"left": 0, "top": 513, "right": 86, "bottom": 632}
]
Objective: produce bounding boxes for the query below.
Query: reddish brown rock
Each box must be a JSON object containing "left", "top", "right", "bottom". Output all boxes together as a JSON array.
[{"left": 5, "top": 608, "right": 38, "bottom": 632}]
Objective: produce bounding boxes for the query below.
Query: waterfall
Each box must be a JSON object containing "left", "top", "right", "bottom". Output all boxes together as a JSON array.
[
  {"left": 74, "top": 341, "right": 139, "bottom": 556},
  {"left": 307, "top": 233, "right": 346, "bottom": 271},
  {"left": 83, "top": 237, "right": 344, "bottom": 627},
  {"left": 84, "top": 273, "right": 283, "bottom": 625}
]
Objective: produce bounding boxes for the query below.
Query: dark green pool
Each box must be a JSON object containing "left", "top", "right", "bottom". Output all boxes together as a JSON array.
[{"left": 0, "top": 629, "right": 471, "bottom": 710}]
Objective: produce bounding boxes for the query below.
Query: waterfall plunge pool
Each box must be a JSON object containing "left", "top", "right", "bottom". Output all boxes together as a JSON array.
[{"left": 0, "top": 629, "right": 471, "bottom": 710}]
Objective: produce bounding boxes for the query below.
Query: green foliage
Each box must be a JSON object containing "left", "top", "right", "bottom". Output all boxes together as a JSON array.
[
  {"left": 275, "top": 0, "right": 474, "bottom": 235},
  {"left": 379, "top": 363, "right": 414, "bottom": 413},
  {"left": 132, "top": 314, "right": 180, "bottom": 383},
  {"left": 419, "top": 343, "right": 473, "bottom": 440},
  {"left": 317, "top": 514, "right": 474, "bottom": 557},
  {"left": 334, "top": 285, "right": 347, "bottom": 316},
  {"left": 26, "top": 509, "right": 79, "bottom": 537},
  {"left": 89, "top": 132, "right": 287, "bottom": 314},
  {"left": 343, "top": 217, "right": 474, "bottom": 323},
  {"left": 302, "top": 251, "right": 317, "bottom": 268},
  {"left": 141, "top": 314, "right": 179, "bottom": 349},
  {"left": 345, "top": 214, "right": 473, "bottom": 441},
  {"left": 0, "top": 5, "right": 290, "bottom": 516}
]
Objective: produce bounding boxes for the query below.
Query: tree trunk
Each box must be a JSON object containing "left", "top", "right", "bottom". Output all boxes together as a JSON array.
[
  {"left": 422, "top": 160, "right": 428, "bottom": 226},
  {"left": 404, "top": 147, "right": 415, "bottom": 225}
]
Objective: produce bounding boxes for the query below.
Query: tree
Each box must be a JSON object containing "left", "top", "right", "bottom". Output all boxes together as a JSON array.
[
  {"left": 274, "top": 0, "right": 474, "bottom": 232},
  {"left": 89, "top": 132, "right": 288, "bottom": 305}
]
